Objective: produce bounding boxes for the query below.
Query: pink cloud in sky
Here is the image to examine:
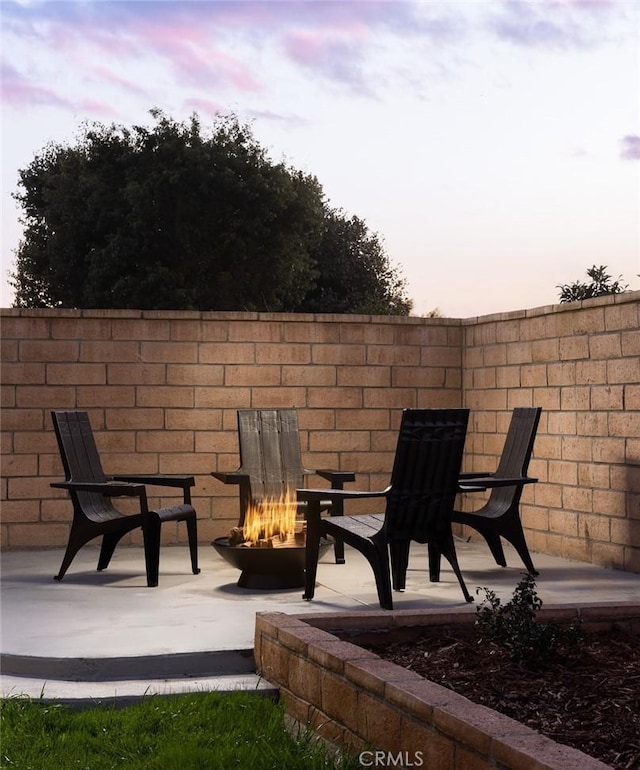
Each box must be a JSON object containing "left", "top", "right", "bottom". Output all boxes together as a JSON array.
[
  {"left": 182, "top": 96, "right": 227, "bottom": 118},
  {"left": 1, "top": 0, "right": 631, "bottom": 116},
  {"left": 283, "top": 29, "right": 372, "bottom": 95},
  {"left": 2, "top": 59, "right": 121, "bottom": 120},
  {"left": 1, "top": 61, "right": 71, "bottom": 109},
  {"left": 620, "top": 135, "right": 640, "bottom": 160},
  {"left": 1, "top": 0, "right": 466, "bottom": 110},
  {"left": 487, "top": 0, "right": 625, "bottom": 49},
  {"left": 90, "top": 66, "right": 152, "bottom": 99}
]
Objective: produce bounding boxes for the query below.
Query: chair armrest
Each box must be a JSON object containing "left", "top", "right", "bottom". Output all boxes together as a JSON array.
[
  {"left": 51, "top": 480, "right": 146, "bottom": 497},
  {"left": 113, "top": 474, "right": 194, "bottom": 489},
  {"left": 297, "top": 487, "right": 387, "bottom": 502},
  {"left": 459, "top": 471, "right": 494, "bottom": 480},
  {"left": 211, "top": 470, "right": 247, "bottom": 486},
  {"left": 459, "top": 476, "right": 538, "bottom": 492},
  {"left": 315, "top": 470, "right": 356, "bottom": 487}
]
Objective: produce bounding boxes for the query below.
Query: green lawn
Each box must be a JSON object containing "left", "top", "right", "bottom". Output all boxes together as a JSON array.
[{"left": 1, "top": 691, "right": 361, "bottom": 769}]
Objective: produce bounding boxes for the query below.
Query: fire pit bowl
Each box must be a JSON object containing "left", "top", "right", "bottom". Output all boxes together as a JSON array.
[{"left": 212, "top": 537, "right": 332, "bottom": 589}]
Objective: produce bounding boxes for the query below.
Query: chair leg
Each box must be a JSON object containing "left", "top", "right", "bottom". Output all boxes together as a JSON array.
[
  {"left": 329, "top": 501, "right": 346, "bottom": 564},
  {"left": 428, "top": 542, "right": 442, "bottom": 582},
  {"left": 143, "top": 513, "right": 161, "bottom": 588},
  {"left": 369, "top": 543, "right": 393, "bottom": 610},
  {"left": 438, "top": 535, "right": 473, "bottom": 603},
  {"left": 54, "top": 531, "right": 87, "bottom": 581},
  {"left": 390, "top": 541, "right": 410, "bottom": 591},
  {"left": 186, "top": 513, "right": 200, "bottom": 575},
  {"left": 359, "top": 533, "right": 393, "bottom": 610},
  {"left": 502, "top": 518, "right": 538, "bottom": 575},
  {"left": 303, "top": 504, "right": 323, "bottom": 601},
  {"left": 97, "top": 531, "right": 127, "bottom": 572},
  {"left": 483, "top": 531, "right": 508, "bottom": 568}
]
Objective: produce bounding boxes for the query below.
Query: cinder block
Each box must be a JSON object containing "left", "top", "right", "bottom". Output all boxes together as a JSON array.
[
  {"left": 357, "top": 690, "right": 401, "bottom": 749},
  {"left": 284, "top": 322, "right": 341, "bottom": 343},
  {"left": 340, "top": 366, "right": 391, "bottom": 387},
  {"left": 366, "top": 345, "right": 418, "bottom": 366},
  {"left": 8, "top": 523, "right": 70, "bottom": 548},
  {"left": 257, "top": 344, "right": 312, "bottom": 364},
  {"left": 559, "top": 336, "right": 590, "bottom": 361},
  {"left": 590, "top": 385, "right": 624, "bottom": 411},
  {"left": 46, "top": 363, "right": 106, "bottom": 385},
  {"left": 80, "top": 341, "right": 140, "bottom": 362},
  {"left": 621, "top": 329, "right": 640, "bottom": 356},
  {"left": 593, "top": 489, "right": 628, "bottom": 517},
  {"left": 282, "top": 366, "right": 335, "bottom": 387},
  {"left": 16, "top": 386, "right": 76, "bottom": 408},
  {"left": 520, "top": 364, "right": 548, "bottom": 387},
  {"left": 1, "top": 363, "right": 46, "bottom": 385},
  {"left": 607, "top": 357, "right": 640, "bottom": 384},
  {"left": 575, "top": 360, "right": 607, "bottom": 385},
  {"left": 531, "top": 337, "right": 559, "bottom": 361},
  {"left": 609, "top": 412, "right": 640, "bottom": 438},
  {"left": 505, "top": 341, "right": 532, "bottom": 365},
  {"left": 228, "top": 321, "right": 284, "bottom": 343},
  {"left": 170, "top": 319, "right": 227, "bottom": 342},
  {"left": 199, "top": 342, "right": 255, "bottom": 364},
  {"left": 136, "top": 386, "right": 194, "bottom": 408},
  {"left": 604, "top": 302, "right": 639, "bottom": 330},
  {"left": 108, "top": 364, "right": 166, "bottom": 385},
  {"left": 320, "top": 670, "right": 359, "bottom": 732},
  {"left": 547, "top": 362, "right": 576, "bottom": 386},
  {"left": 112, "top": 319, "right": 170, "bottom": 340}
]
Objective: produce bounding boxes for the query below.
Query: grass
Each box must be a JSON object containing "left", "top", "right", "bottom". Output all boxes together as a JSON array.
[{"left": 1, "top": 691, "right": 361, "bottom": 769}]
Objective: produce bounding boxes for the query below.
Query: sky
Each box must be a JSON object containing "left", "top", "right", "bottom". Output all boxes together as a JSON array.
[{"left": 1, "top": 0, "right": 639, "bottom": 318}]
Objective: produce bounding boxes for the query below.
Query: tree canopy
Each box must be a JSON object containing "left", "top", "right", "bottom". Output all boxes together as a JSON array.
[{"left": 11, "top": 111, "right": 411, "bottom": 315}]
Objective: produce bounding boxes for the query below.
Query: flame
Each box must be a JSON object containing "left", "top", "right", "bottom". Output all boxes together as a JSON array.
[{"left": 243, "top": 488, "right": 298, "bottom": 545}]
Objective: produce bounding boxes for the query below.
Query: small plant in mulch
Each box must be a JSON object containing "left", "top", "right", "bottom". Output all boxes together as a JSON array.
[{"left": 475, "top": 572, "right": 584, "bottom": 666}]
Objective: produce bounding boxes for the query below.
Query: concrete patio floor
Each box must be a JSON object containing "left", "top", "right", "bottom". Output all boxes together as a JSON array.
[{"left": 2, "top": 539, "right": 639, "bottom": 705}]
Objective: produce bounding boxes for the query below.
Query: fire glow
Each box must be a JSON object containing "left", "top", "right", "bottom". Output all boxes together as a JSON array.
[{"left": 230, "top": 488, "right": 305, "bottom": 548}]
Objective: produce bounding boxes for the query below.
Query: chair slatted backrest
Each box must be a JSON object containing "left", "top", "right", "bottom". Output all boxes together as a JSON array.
[
  {"left": 490, "top": 407, "right": 542, "bottom": 508},
  {"left": 384, "top": 408, "right": 469, "bottom": 542},
  {"left": 237, "top": 409, "right": 306, "bottom": 501},
  {"left": 51, "top": 410, "right": 113, "bottom": 521}
]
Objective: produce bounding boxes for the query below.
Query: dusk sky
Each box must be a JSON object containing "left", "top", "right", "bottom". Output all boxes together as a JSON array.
[{"left": 2, "top": 0, "right": 639, "bottom": 317}]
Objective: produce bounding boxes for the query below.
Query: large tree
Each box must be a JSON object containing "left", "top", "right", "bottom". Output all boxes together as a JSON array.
[
  {"left": 11, "top": 111, "right": 411, "bottom": 315},
  {"left": 299, "top": 208, "right": 411, "bottom": 315}
]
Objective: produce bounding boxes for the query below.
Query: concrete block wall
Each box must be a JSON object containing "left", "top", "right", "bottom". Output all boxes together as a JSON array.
[
  {"left": 0, "top": 309, "right": 462, "bottom": 549},
  {"left": 1, "top": 292, "right": 638, "bottom": 573},
  {"left": 461, "top": 292, "right": 640, "bottom": 572}
]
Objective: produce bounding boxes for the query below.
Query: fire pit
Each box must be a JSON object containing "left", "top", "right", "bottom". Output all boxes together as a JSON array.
[{"left": 212, "top": 491, "right": 331, "bottom": 589}]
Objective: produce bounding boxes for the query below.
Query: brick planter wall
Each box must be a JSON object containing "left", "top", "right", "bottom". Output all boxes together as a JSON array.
[
  {"left": 1, "top": 291, "right": 638, "bottom": 572},
  {"left": 254, "top": 605, "right": 640, "bottom": 770}
]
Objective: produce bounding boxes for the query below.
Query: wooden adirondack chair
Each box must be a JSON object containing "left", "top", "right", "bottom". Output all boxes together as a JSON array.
[
  {"left": 299, "top": 408, "right": 472, "bottom": 610},
  {"left": 212, "top": 409, "right": 355, "bottom": 563},
  {"left": 50, "top": 410, "right": 200, "bottom": 587},
  {"left": 454, "top": 407, "right": 542, "bottom": 574}
]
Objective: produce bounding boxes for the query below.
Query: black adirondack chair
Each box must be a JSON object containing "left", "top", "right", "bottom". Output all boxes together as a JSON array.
[
  {"left": 50, "top": 410, "right": 200, "bottom": 587},
  {"left": 299, "top": 408, "right": 472, "bottom": 610},
  {"left": 212, "top": 409, "right": 355, "bottom": 563},
  {"left": 454, "top": 407, "right": 542, "bottom": 574}
]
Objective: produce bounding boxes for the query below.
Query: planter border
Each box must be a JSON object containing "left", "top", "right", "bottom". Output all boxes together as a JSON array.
[{"left": 254, "top": 602, "right": 640, "bottom": 770}]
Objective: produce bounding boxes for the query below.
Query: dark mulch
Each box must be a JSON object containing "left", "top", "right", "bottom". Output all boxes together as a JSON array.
[{"left": 355, "top": 625, "right": 640, "bottom": 769}]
